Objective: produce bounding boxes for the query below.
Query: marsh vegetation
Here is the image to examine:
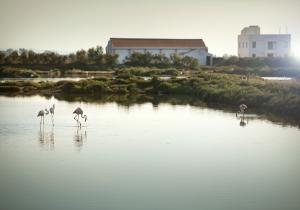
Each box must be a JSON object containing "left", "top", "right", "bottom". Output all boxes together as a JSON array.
[{"left": 1, "top": 71, "right": 300, "bottom": 122}]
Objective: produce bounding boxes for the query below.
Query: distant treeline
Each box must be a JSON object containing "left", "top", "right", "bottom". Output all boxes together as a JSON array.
[
  {"left": 0, "top": 46, "right": 118, "bottom": 70},
  {"left": 0, "top": 46, "right": 200, "bottom": 70},
  {"left": 1, "top": 47, "right": 300, "bottom": 71}
]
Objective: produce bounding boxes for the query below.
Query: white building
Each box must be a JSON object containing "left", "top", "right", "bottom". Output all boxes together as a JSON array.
[
  {"left": 106, "top": 38, "right": 213, "bottom": 65},
  {"left": 238, "top": 26, "right": 291, "bottom": 58}
]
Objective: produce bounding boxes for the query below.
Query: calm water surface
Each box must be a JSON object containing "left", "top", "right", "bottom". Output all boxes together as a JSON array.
[
  {"left": 0, "top": 95, "right": 300, "bottom": 210},
  {"left": 261, "top": 77, "right": 292, "bottom": 81}
]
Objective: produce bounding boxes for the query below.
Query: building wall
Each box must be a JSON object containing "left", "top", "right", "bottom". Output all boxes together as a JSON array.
[
  {"left": 109, "top": 47, "right": 211, "bottom": 65},
  {"left": 238, "top": 27, "right": 291, "bottom": 58}
]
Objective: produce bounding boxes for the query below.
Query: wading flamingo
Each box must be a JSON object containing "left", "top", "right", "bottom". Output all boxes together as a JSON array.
[
  {"left": 73, "top": 107, "right": 87, "bottom": 127},
  {"left": 236, "top": 104, "right": 248, "bottom": 117},
  {"left": 49, "top": 104, "right": 55, "bottom": 125},
  {"left": 37, "top": 110, "right": 45, "bottom": 124}
]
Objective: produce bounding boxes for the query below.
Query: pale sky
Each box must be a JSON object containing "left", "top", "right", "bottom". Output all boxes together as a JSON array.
[{"left": 0, "top": 0, "right": 299, "bottom": 56}]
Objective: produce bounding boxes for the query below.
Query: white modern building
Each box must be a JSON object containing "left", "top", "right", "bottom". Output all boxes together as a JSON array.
[
  {"left": 238, "top": 26, "right": 291, "bottom": 58},
  {"left": 106, "top": 38, "right": 213, "bottom": 65}
]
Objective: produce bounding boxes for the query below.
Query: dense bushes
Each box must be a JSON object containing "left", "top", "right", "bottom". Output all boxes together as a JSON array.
[
  {"left": 115, "top": 67, "right": 180, "bottom": 77},
  {"left": 0, "top": 67, "right": 40, "bottom": 78},
  {"left": 124, "top": 52, "right": 199, "bottom": 69}
]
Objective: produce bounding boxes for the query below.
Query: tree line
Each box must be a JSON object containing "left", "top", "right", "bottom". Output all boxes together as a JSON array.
[
  {"left": 0, "top": 46, "right": 200, "bottom": 70},
  {"left": 0, "top": 46, "right": 118, "bottom": 70}
]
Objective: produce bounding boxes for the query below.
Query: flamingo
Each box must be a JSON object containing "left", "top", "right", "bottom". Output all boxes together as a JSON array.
[
  {"left": 236, "top": 104, "right": 247, "bottom": 117},
  {"left": 73, "top": 107, "right": 87, "bottom": 127},
  {"left": 37, "top": 110, "right": 45, "bottom": 124},
  {"left": 49, "top": 104, "right": 55, "bottom": 125}
]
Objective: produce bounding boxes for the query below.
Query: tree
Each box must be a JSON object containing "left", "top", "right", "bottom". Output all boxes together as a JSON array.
[
  {"left": 124, "top": 52, "right": 153, "bottom": 66},
  {"left": 87, "top": 46, "right": 104, "bottom": 64},
  {"left": 76, "top": 50, "right": 87, "bottom": 64},
  {"left": 182, "top": 56, "right": 199, "bottom": 69},
  {"left": 0, "top": 51, "right": 5, "bottom": 64},
  {"left": 27, "top": 50, "right": 37, "bottom": 64},
  {"left": 95, "top": 46, "right": 104, "bottom": 64},
  {"left": 5, "top": 51, "right": 20, "bottom": 64},
  {"left": 104, "top": 54, "right": 118, "bottom": 65},
  {"left": 151, "top": 54, "right": 170, "bottom": 67},
  {"left": 87, "top": 47, "right": 97, "bottom": 64},
  {"left": 67, "top": 53, "right": 76, "bottom": 64},
  {"left": 20, "top": 51, "right": 28, "bottom": 65},
  {"left": 170, "top": 54, "right": 182, "bottom": 67}
]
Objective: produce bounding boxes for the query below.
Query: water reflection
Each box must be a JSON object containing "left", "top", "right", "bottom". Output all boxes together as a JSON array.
[
  {"left": 236, "top": 115, "right": 248, "bottom": 127},
  {"left": 38, "top": 124, "right": 55, "bottom": 151},
  {"left": 1, "top": 92, "right": 299, "bottom": 127},
  {"left": 239, "top": 116, "right": 247, "bottom": 127},
  {"left": 73, "top": 126, "right": 87, "bottom": 151},
  {"left": 235, "top": 114, "right": 265, "bottom": 127}
]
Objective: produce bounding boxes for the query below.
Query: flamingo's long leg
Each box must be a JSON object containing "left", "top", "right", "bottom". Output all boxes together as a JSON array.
[
  {"left": 74, "top": 114, "right": 78, "bottom": 125},
  {"left": 78, "top": 118, "right": 81, "bottom": 128},
  {"left": 51, "top": 114, "right": 54, "bottom": 126},
  {"left": 74, "top": 114, "right": 80, "bottom": 127}
]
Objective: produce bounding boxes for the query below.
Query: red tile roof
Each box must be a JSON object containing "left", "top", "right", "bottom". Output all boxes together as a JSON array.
[{"left": 110, "top": 38, "right": 206, "bottom": 48}]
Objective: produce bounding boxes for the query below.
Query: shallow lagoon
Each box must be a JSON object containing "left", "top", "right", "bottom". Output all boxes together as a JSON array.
[{"left": 0, "top": 95, "right": 300, "bottom": 210}]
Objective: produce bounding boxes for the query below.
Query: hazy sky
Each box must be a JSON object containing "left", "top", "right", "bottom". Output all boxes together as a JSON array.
[{"left": 0, "top": 0, "right": 299, "bottom": 56}]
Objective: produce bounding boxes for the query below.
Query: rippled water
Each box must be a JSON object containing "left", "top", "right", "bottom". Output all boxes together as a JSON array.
[{"left": 0, "top": 95, "right": 300, "bottom": 210}]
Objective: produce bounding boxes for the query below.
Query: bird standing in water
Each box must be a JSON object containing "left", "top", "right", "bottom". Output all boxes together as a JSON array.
[
  {"left": 37, "top": 110, "right": 45, "bottom": 124},
  {"left": 49, "top": 104, "right": 55, "bottom": 125},
  {"left": 236, "top": 104, "right": 248, "bottom": 117},
  {"left": 73, "top": 107, "right": 87, "bottom": 128}
]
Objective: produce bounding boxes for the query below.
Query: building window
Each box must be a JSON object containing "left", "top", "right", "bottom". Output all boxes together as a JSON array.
[
  {"left": 252, "top": 54, "right": 256, "bottom": 58},
  {"left": 252, "top": 42, "right": 256, "bottom": 48},
  {"left": 245, "top": 42, "right": 248, "bottom": 48},
  {"left": 267, "top": 53, "right": 274, "bottom": 57},
  {"left": 268, "top": 41, "right": 276, "bottom": 50},
  {"left": 239, "top": 42, "right": 241, "bottom": 48},
  {"left": 175, "top": 49, "right": 178, "bottom": 53},
  {"left": 242, "top": 42, "right": 244, "bottom": 48},
  {"left": 144, "top": 49, "right": 147, "bottom": 53},
  {"left": 128, "top": 49, "right": 132, "bottom": 54},
  {"left": 159, "top": 49, "right": 162, "bottom": 54}
]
